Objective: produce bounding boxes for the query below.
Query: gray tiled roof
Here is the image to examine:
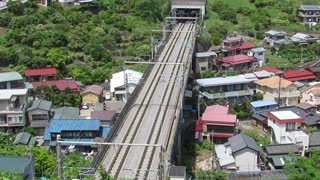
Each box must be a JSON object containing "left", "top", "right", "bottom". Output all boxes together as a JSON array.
[
  {"left": 27, "top": 100, "right": 52, "bottom": 111},
  {"left": 304, "top": 115, "right": 320, "bottom": 126},
  {"left": 13, "top": 132, "right": 35, "bottom": 146},
  {"left": 53, "top": 106, "right": 80, "bottom": 119},
  {"left": 227, "top": 133, "right": 261, "bottom": 153},
  {"left": 264, "top": 144, "right": 299, "bottom": 155},
  {"left": 169, "top": 166, "right": 186, "bottom": 178}
]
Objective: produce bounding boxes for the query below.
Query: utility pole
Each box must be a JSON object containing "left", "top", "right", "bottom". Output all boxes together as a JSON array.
[{"left": 56, "top": 134, "right": 62, "bottom": 179}]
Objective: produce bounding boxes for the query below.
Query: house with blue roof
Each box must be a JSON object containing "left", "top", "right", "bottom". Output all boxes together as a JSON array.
[
  {"left": 250, "top": 100, "right": 278, "bottom": 113},
  {"left": 44, "top": 119, "right": 111, "bottom": 151}
]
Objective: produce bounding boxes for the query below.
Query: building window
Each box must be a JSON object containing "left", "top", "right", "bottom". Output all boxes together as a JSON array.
[
  {"left": 258, "top": 52, "right": 264, "bottom": 56},
  {"left": 286, "top": 123, "right": 295, "bottom": 131},
  {"left": 83, "top": 131, "right": 93, "bottom": 137},
  {"left": 201, "top": 67, "right": 207, "bottom": 71},
  {"left": 32, "top": 114, "right": 48, "bottom": 121},
  {"left": 7, "top": 116, "right": 23, "bottom": 124},
  {"left": 0, "top": 116, "right": 6, "bottom": 124}
]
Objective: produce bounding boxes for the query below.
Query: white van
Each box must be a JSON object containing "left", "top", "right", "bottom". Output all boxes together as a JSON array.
[{"left": 105, "top": 92, "right": 111, "bottom": 100}]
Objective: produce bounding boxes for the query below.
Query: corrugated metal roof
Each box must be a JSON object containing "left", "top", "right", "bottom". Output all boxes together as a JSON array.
[
  {"left": 25, "top": 68, "right": 57, "bottom": 76},
  {"left": 0, "top": 155, "right": 32, "bottom": 174},
  {"left": 197, "top": 75, "right": 256, "bottom": 87},
  {"left": 298, "top": 5, "right": 320, "bottom": 10},
  {"left": 195, "top": 51, "right": 217, "bottom": 58},
  {"left": 53, "top": 106, "right": 79, "bottom": 119},
  {"left": 0, "top": 89, "right": 28, "bottom": 100},
  {"left": 249, "top": 47, "right": 265, "bottom": 53},
  {"left": 0, "top": 72, "right": 22, "bottom": 82},
  {"left": 101, "top": 127, "right": 111, "bottom": 137},
  {"left": 251, "top": 100, "right": 277, "bottom": 108}
]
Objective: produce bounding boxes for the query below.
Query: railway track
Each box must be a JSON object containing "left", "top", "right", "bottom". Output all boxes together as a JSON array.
[{"left": 97, "top": 22, "right": 196, "bottom": 179}]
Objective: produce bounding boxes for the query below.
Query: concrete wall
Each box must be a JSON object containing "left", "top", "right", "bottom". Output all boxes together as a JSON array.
[{"left": 234, "top": 148, "right": 260, "bottom": 172}]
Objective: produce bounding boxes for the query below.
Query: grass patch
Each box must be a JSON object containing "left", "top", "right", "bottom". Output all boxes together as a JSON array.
[
  {"left": 0, "top": 27, "right": 8, "bottom": 37},
  {"left": 265, "top": 50, "right": 296, "bottom": 69}
]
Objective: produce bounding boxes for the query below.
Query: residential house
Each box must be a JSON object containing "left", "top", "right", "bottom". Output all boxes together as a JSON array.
[
  {"left": 255, "top": 76, "right": 300, "bottom": 106},
  {"left": 91, "top": 110, "right": 116, "bottom": 126},
  {"left": 13, "top": 132, "right": 36, "bottom": 146},
  {"left": 308, "top": 66, "right": 320, "bottom": 77},
  {"left": 110, "top": 69, "right": 143, "bottom": 102},
  {"left": 25, "top": 68, "right": 57, "bottom": 82},
  {"left": 300, "top": 83, "right": 320, "bottom": 107},
  {"left": 197, "top": 74, "right": 256, "bottom": 103},
  {"left": 44, "top": 119, "right": 110, "bottom": 151},
  {"left": 220, "top": 54, "right": 257, "bottom": 72},
  {"left": 215, "top": 133, "right": 261, "bottom": 172},
  {"left": 0, "top": 155, "right": 35, "bottom": 180},
  {"left": 295, "top": 103, "right": 317, "bottom": 113},
  {"left": 52, "top": 106, "right": 80, "bottom": 119},
  {"left": 251, "top": 100, "right": 278, "bottom": 113},
  {"left": 31, "top": 78, "right": 79, "bottom": 92},
  {"left": 222, "top": 37, "right": 254, "bottom": 56},
  {"left": 0, "top": 72, "right": 29, "bottom": 132},
  {"left": 290, "top": 33, "right": 318, "bottom": 44},
  {"left": 39, "top": 0, "right": 95, "bottom": 7},
  {"left": 283, "top": 68, "right": 316, "bottom": 83},
  {"left": 264, "top": 30, "right": 288, "bottom": 47},
  {"left": 81, "top": 85, "right": 103, "bottom": 105},
  {"left": 194, "top": 51, "right": 218, "bottom": 75},
  {"left": 247, "top": 47, "right": 266, "bottom": 67},
  {"left": 267, "top": 110, "right": 309, "bottom": 155},
  {"left": 251, "top": 112, "right": 269, "bottom": 131},
  {"left": 195, "top": 105, "right": 237, "bottom": 143},
  {"left": 297, "top": 5, "right": 320, "bottom": 25},
  {"left": 264, "top": 144, "right": 299, "bottom": 169},
  {"left": 27, "top": 100, "right": 52, "bottom": 135}
]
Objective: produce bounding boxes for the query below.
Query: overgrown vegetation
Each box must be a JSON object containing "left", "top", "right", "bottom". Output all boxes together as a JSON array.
[
  {"left": 196, "top": 169, "right": 227, "bottom": 180},
  {"left": 0, "top": 0, "right": 167, "bottom": 84},
  {"left": 244, "top": 128, "right": 271, "bottom": 146},
  {"left": 285, "top": 150, "right": 320, "bottom": 180}
]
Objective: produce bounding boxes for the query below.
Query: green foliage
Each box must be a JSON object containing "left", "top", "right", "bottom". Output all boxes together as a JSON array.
[
  {"left": 193, "top": 141, "right": 214, "bottom": 155},
  {"left": 244, "top": 129, "right": 271, "bottom": 146},
  {"left": 34, "top": 85, "right": 81, "bottom": 107},
  {"left": 201, "top": 70, "right": 215, "bottom": 78},
  {"left": 285, "top": 150, "right": 320, "bottom": 180},
  {"left": 252, "top": 92, "right": 263, "bottom": 101},
  {"left": 230, "top": 99, "right": 252, "bottom": 118},
  {"left": 196, "top": 169, "right": 227, "bottom": 180},
  {"left": 0, "top": 171, "right": 22, "bottom": 180},
  {"left": 20, "top": 127, "right": 37, "bottom": 136},
  {"left": 133, "top": 0, "right": 162, "bottom": 22},
  {"left": 7, "top": 0, "right": 24, "bottom": 16},
  {"left": 98, "top": 164, "right": 114, "bottom": 180},
  {"left": 32, "top": 147, "right": 56, "bottom": 177},
  {"left": 63, "top": 152, "right": 92, "bottom": 179}
]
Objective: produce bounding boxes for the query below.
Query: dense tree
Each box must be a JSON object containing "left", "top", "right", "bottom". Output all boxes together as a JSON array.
[
  {"left": 47, "top": 48, "right": 66, "bottom": 69},
  {"left": 7, "top": 0, "right": 24, "bottom": 16},
  {"left": 285, "top": 150, "right": 320, "bottom": 180}
]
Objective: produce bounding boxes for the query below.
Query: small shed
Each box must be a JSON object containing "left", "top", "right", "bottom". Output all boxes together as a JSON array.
[
  {"left": 81, "top": 85, "right": 104, "bottom": 104},
  {"left": 169, "top": 166, "right": 186, "bottom": 180},
  {"left": 13, "top": 132, "right": 36, "bottom": 146}
]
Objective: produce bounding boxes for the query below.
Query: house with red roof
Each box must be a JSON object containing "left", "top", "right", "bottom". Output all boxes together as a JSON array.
[
  {"left": 283, "top": 68, "right": 316, "bottom": 82},
  {"left": 261, "top": 66, "right": 281, "bottom": 74},
  {"left": 25, "top": 68, "right": 57, "bottom": 82},
  {"left": 220, "top": 54, "right": 257, "bottom": 71},
  {"left": 31, "top": 78, "right": 79, "bottom": 92},
  {"left": 222, "top": 36, "right": 254, "bottom": 56},
  {"left": 195, "top": 105, "right": 237, "bottom": 143}
]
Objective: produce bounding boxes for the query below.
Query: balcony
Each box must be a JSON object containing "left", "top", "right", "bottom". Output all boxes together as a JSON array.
[
  {"left": 272, "top": 91, "right": 300, "bottom": 98},
  {"left": 201, "top": 89, "right": 254, "bottom": 99},
  {"left": 0, "top": 104, "right": 25, "bottom": 113}
]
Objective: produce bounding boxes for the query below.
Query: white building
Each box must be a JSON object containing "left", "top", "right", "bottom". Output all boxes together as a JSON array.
[
  {"left": 247, "top": 47, "right": 266, "bottom": 67},
  {"left": 267, "top": 110, "right": 309, "bottom": 156},
  {"left": 0, "top": 72, "right": 29, "bottom": 133},
  {"left": 110, "top": 69, "right": 143, "bottom": 102},
  {"left": 215, "top": 133, "right": 261, "bottom": 172}
]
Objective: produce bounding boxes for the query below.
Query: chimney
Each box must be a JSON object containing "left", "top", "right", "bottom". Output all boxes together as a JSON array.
[{"left": 298, "top": 66, "right": 304, "bottom": 72}]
